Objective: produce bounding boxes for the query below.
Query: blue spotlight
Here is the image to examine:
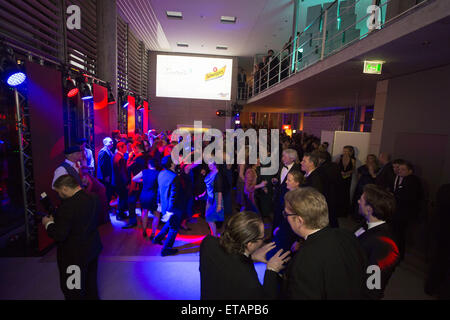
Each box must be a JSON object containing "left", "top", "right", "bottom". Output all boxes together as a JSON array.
[
  {"left": 123, "top": 102, "right": 129, "bottom": 108},
  {"left": 7, "top": 71, "right": 26, "bottom": 87}
]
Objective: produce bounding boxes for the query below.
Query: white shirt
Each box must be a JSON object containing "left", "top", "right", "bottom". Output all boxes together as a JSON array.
[
  {"left": 84, "top": 148, "right": 95, "bottom": 171},
  {"left": 355, "top": 220, "right": 386, "bottom": 237},
  {"left": 52, "top": 159, "right": 79, "bottom": 189},
  {"left": 394, "top": 175, "right": 403, "bottom": 191},
  {"left": 280, "top": 162, "right": 294, "bottom": 183},
  {"left": 304, "top": 167, "right": 316, "bottom": 178}
]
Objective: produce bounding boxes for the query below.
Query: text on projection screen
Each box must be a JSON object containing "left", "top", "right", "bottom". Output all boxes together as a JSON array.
[{"left": 156, "top": 55, "right": 233, "bottom": 101}]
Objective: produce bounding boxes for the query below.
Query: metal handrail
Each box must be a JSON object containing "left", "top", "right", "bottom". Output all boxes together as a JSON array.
[{"left": 242, "top": 0, "right": 431, "bottom": 101}]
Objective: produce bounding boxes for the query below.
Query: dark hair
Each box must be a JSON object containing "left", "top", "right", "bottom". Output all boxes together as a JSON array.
[
  {"left": 400, "top": 161, "right": 414, "bottom": 173},
  {"left": 343, "top": 145, "right": 355, "bottom": 159},
  {"left": 363, "top": 184, "right": 396, "bottom": 221},
  {"left": 132, "top": 141, "right": 144, "bottom": 152},
  {"left": 219, "top": 211, "right": 263, "bottom": 255},
  {"left": 392, "top": 158, "right": 406, "bottom": 165},
  {"left": 304, "top": 152, "right": 320, "bottom": 168},
  {"left": 53, "top": 174, "right": 80, "bottom": 190},
  {"left": 116, "top": 141, "right": 126, "bottom": 150},
  {"left": 317, "top": 150, "right": 332, "bottom": 163}
]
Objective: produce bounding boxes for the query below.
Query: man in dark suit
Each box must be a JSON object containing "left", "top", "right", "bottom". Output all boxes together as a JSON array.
[
  {"left": 300, "top": 152, "right": 325, "bottom": 194},
  {"left": 271, "top": 149, "right": 301, "bottom": 232},
  {"left": 266, "top": 49, "right": 280, "bottom": 86},
  {"left": 42, "top": 174, "right": 102, "bottom": 300},
  {"left": 375, "top": 152, "right": 395, "bottom": 192},
  {"left": 355, "top": 184, "right": 400, "bottom": 299},
  {"left": 123, "top": 141, "right": 147, "bottom": 228},
  {"left": 283, "top": 187, "right": 368, "bottom": 299},
  {"left": 97, "top": 137, "right": 114, "bottom": 206},
  {"left": 393, "top": 161, "right": 423, "bottom": 260},
  {"left": 152, "top": 156, "right": 184, "bottom": 256},
  {"left": 315, "top": 150, "right": 343, "bottom": 228},
  {"left": 112, "top": 142, "right": 128, "bottom": 220}
]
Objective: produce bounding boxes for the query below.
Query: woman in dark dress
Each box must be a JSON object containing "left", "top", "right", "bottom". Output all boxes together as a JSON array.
[
  {"left": 337, "top": 145, "right": 356, "bottom": 217},
  {"left": 179, "top": 161, "right": 197, "bottom": 231},
  {"left": 132, "top": 159, "right": 160, "bottom": 239}
]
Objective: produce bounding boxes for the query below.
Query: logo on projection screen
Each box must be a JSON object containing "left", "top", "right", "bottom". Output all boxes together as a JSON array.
[
  {"left": 205, "top": 66, "right": 226, "bottom": 81},
  {"left": 156, "top": 55, "right": 232, "bottom": 101}
]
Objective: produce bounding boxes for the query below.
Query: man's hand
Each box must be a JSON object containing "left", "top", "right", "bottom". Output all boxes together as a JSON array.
[
  {"left": 251, "top": 242, "right": 276, "bottom": 263},
  {"left": 42, "top": 215, "right": 54, "bottom": 227}
]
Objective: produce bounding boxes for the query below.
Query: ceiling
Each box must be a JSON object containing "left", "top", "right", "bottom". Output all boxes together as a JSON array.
[{"left": 117, "top": 0, "right": 295, "bottom": 57}]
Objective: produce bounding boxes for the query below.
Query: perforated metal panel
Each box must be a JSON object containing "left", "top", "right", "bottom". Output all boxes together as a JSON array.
[
  {"left": 0, "top": 0, "right": 62, "bottom": 61},
  {"left": 66, "top": 0, "right": 97, "bottom": 75}
]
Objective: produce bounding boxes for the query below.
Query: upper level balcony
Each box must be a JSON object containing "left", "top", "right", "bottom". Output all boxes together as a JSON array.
[{"left": 237, "top": 0, "right": 450, "bottom": 112}]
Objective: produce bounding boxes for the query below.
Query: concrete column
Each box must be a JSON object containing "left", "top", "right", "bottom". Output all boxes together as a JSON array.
[
  {"left": 368, "top": 80, "right": 389, "bottom": 155},
  {"left": 97, "top": 0, "right": 118, "bottom": 133}
]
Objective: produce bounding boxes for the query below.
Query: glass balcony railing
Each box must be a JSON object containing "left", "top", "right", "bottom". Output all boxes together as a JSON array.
[{"left": 238, "top": 0, "right": 429, "bottom": 101}]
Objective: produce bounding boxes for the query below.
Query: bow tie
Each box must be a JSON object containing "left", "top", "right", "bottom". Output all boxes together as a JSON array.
[
  {"left": 283, "top": 165, "right": 289, "bottom": 169},
  {"left": 362, "top": 223, "right": 368, "bottom": 231}
]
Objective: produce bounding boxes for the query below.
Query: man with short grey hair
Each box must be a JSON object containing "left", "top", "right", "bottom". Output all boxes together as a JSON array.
[{"left": 97, "top": 137, "right": 114, "bottom": 206}]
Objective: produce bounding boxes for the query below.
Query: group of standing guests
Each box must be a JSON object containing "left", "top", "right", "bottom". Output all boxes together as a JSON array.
[{"left": 200, "top": 130, "right": 432, "bottom": 299}]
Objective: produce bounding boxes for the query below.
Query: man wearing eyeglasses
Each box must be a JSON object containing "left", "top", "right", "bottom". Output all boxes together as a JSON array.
[{"left": 282, "top": 187, "right": 368, "bottom": 299}]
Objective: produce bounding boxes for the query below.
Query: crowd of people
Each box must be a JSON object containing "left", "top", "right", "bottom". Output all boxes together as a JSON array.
[{"left": 44, "top": 126, "right": 448, "bottom": 300}]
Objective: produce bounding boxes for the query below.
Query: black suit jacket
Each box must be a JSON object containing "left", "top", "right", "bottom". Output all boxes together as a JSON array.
[
  {"left": 273, "top": 163, "right": 302, "bottom": 229},
  {"left": 375, "top": 162, "right": 395, "bottom": 192},
  {"left": 302, "top": 168, "right": 325, "bottom": 194},
  {"left": 357, "top": 222, "right": 400, "bottom": 299},
  {"left": 283, "top": 227, "right": 368, "bottom": 299},
  {"left": 113, "top": 152, "right": 127, "bottom": 188},
  {"left": 200, "top": 235, "right": 280, "bottom": 300},
  {"left": 97, "top": 148, "right": 113, "bottom": 181},
  {"left": 394, "top": 174, "right": 423, "bottom": 220},
  {"left": 315, "top": 161, "right": 344, "bottom": 227},
  {"left": 47, "top": 190, "right": 103, "bottom": 267}
]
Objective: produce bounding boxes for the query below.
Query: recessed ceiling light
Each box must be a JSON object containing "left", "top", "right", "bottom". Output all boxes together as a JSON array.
[
  {"left": 166, "top": 11, "right": 182, "bottom": 19},
  {"left": 216, "top": 45, "right": 228, "bottom": 50},
  {"left": 221, "top": 16, "right": 236, "bottom": 23},
  {"left": 177, "top": 42, "right": 189, "bottom": 47}
]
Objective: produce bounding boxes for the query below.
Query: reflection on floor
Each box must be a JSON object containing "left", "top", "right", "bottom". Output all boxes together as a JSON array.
[{"left": 0, "top": 214, "right": 435, "bottom": 300}]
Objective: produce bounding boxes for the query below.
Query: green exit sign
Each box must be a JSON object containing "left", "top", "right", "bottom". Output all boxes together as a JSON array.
[{"left": 364, "top": 61, "right": 384, "bottom": 74}]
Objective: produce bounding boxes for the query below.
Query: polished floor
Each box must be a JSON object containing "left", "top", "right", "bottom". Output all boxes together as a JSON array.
[{"left": 0, "top": 211, "right": 435, "bottom": 300}]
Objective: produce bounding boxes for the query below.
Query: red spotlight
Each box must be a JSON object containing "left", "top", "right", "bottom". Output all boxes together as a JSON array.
[{"left": 67, "top": 88, "right": 79, "bottom": 97}]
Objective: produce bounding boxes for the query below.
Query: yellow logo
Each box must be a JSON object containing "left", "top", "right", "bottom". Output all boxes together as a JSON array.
[{"left": 205, "top": 66, "right": 226, "bottom": 81}]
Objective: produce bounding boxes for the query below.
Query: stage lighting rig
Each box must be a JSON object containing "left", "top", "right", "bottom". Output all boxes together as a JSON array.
[
  {"left": 0, "top": 45, "right": 26, "bottom": 87},
  {"left": 106, "top": 82, "right": 115, "bottom": 104}
]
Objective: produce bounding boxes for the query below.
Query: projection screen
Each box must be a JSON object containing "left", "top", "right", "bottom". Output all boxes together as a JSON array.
[{"left": 156, "top": 55, "right": 233, "bottom": 100}]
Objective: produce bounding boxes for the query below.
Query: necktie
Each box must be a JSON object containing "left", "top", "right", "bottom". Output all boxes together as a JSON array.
[{"left": 395, "top": 176, "right": 400, "bottom": 191}]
